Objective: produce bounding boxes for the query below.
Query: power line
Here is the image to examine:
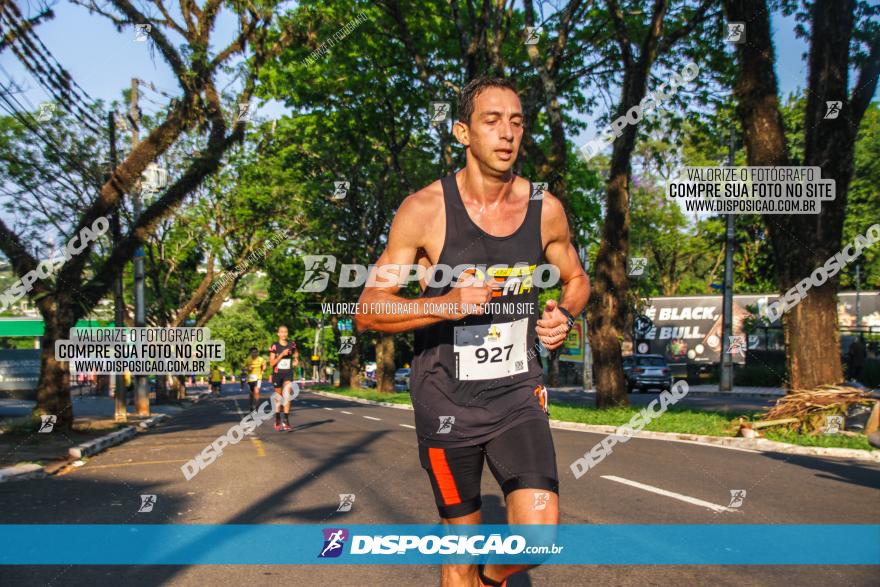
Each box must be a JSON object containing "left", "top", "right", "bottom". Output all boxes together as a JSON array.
[
  {"left": 0, "top": 76, "right": 106, "bottom": 195},
  {"left": 0, "top": 1, "right": 104, "bottom": 134}
]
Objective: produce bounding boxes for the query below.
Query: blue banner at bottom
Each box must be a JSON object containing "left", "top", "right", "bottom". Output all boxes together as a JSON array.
[{"left": 0, "top": 524, "right": 877, "bottom": 565}]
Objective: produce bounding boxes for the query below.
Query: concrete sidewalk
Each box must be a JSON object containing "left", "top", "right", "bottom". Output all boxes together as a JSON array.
[{"left": 0, "top": 384, "right": 212, "bottom": 477}]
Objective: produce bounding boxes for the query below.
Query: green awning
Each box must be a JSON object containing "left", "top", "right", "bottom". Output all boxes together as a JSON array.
[{"left": 0, "top": 319, "right": 117, "bottom": 337}]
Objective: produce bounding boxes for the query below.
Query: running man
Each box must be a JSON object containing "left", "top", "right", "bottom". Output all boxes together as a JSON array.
[
  {"left": 209, "top": 364, "right": 222, "bottom": 397},
  {"left": 269, "top": 326, "right": 299, "bottom": 431},
  {"left": 244, "top": 346, "right": 268, "bottom": 412},
  {"left": 355, "top": 76, "right": 589, "bottom": 587}
]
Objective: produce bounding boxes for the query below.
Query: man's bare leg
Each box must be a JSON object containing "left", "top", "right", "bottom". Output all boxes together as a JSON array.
[
  {"left": 480, "top": 489, "right": 559, "bottom": 584},
  {"left": 441, "top": 509, "right": 482, "bottom": 587}
]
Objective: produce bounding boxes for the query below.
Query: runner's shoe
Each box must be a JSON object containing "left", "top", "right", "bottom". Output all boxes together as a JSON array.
[
  {"left": 274, "top": 421, "right": 281, "bottom": 431},
  {"left": 282, "top": 421, "right": 291, "bottom": 431}
]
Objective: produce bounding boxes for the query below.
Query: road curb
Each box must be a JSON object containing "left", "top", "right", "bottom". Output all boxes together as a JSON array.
[
  {"left": 552, "top": 389, "right": 784, "bottom": 399},
  {"left": 0, "top": 463, "right": 46, "bottom": 483},
  {"left": 189, "top": 391, "right": 213, "bottom": 404},
  {"left": 69, "top": 426, "right": 137, "bottom": 459},
  {"left": 547, "top": 420, "right": 880, "bottom": 462},
  {"left": 138, "top": 413, "right": 170, "bottom": 430},
  {"left": 307, "top": 390, "right": 880, "bottom": 463},
  {"left": 685, "top": 391, "right": 783, "bottom": 398},
  {"left": 308, "top": 389, "right": 414, "bottom": 411}
]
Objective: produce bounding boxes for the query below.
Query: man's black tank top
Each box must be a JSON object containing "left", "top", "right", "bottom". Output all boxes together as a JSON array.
[{"left": 411, "top": 173, "right": 544, "bottom": 408}]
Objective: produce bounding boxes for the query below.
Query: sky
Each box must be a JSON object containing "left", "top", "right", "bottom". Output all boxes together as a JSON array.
[{"left": 0, "top": 2, "right": 821, "bottom": 133}]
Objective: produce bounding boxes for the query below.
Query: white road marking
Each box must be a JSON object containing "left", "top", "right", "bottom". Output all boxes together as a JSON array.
[
  {"left": 324, "top": 407, "right": 333, "bottom": 411},
  {"left": 399, "top": 424, "right": 415, "bottom": 429},
  {"left": 341, "top": 411, "right": 353, "bottom": 415},
  {"left": 600, "top": 475, "right": 740, "bottom": 513},
  {"left": 363, "top": 416, "right": 381, "bottom": 421}
]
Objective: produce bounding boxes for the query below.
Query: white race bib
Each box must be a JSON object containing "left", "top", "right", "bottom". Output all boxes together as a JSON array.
[
  {"left": 248, "top": 374, "right": 259, "bottom": 382},
  {"left": 278, "top": 358, "right": 291, "bottom": 370},
  {"left": 454, "top": 318, "right": 529, "bottom": 381}
]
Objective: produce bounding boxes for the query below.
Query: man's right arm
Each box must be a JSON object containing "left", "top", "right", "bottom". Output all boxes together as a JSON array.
[{"left": 354, "top": 193, "right": 495, "bottom": 334}]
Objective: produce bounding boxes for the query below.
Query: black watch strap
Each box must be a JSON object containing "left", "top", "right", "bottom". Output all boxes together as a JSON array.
[{"left": 558, "top": 305, "right": 576, "bottom": 329}]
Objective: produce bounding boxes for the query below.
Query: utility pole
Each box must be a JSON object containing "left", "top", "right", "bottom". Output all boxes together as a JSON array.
[
  {"left": 579, "top": 245, "right": 593, "bottom": 392},
  {"left": 108, "top": 112, "right": 127, "bottom": 422},
  {"left": 720, "top": 129, "right": 736, "bottom": 392},
  {"left": 855, "top": 264, "right": 862, "bottom": 331},
  {"left": 130, "top": 78, "right": 149, "bottom": 416}
]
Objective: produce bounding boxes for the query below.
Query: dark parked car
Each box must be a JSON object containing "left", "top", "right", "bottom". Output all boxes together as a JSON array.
[{"left": 623, "top": 354, "right": 673, "bottom": 393}]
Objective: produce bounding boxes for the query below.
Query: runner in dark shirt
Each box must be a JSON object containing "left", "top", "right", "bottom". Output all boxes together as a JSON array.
[
  {"left": 355, "top": 76, "right": 589, "bottom": 587},
  {"left": 269, "top": 325, "right": 299, "bottom": 431}
]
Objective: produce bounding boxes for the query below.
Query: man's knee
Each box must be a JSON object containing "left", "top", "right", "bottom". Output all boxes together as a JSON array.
[{"left": 506, "top": 489, "right": 559, "bottom": 524}]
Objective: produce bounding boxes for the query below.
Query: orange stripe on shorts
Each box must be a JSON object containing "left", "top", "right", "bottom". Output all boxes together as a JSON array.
[{"left": 428, "top": 448, "right": 461, "bottom": 505}]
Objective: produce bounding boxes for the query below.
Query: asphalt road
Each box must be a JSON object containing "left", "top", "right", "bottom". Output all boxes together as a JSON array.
[{"left": 1, "top": 383, "right": 877, "bottom": 586}]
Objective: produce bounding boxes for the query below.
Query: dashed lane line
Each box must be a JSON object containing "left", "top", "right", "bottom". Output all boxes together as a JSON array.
[
  {"left": 363, "top": 416, "right": 382, "bottom": 421},
  {"left": 399, "top": 424, "right": 415, "bottom": 429}
]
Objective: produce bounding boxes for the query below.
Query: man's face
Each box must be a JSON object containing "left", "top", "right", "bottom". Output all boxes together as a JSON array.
[
  {"left": 250, "top": 350, "right": 257, "bottom": 357},
  {"left": 454, "top": 87, "right": 523, "bottom": 173},
  {"left": 278, "top": 326, "right": 288, "bottom": 339}
]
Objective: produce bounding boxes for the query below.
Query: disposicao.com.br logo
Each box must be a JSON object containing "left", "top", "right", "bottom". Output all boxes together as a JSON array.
[
  {"left": 297, "top": 255, "right": 561, "bottom": 292},
  {"left": 318, "top": 528, "right": 562, "bottom": 558}
]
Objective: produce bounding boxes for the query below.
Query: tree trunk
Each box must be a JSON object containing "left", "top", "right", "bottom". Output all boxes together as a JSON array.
[
  {"left": 170, "top": 375, "right": 186, "bottom": 401},
  {"left": 723, "top": 0, "right": 878, "bottom": 389},
  {"left": 784, "top": 286, "right": 842, "bottom": 388},
  {"left": 584, "top": 1, "right": 671, "bottom": 408},
  {"left": 338, "top": 333, "right": 361, "bottom": 389},
  {"left": 375, "top": 334, "right": 395, "bottom": 393},
  {"left": 588, "top": 173, "right": 632, "bottom": 408},
  {"left": 36, "top": 314, "right": 75, "bottom": 430}
]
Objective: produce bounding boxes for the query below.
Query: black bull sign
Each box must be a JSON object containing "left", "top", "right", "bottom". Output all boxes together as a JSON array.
[{"left": 630, "top": 292, "right": 878, "bottom": 365}]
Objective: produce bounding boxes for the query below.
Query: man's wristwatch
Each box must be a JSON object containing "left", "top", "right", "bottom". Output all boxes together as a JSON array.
[{"left": 557, "top": 306, "right": 576, "bottom": 331}]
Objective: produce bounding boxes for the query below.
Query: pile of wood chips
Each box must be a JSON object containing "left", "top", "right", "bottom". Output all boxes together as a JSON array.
[{"left": 759, "top": 385, "right": 875, "bottom": 435}]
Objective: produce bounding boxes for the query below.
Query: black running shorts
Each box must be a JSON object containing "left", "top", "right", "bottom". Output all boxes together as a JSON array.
[
  {"left": 418, "top": 418, "right": 559, "bottom": 519},
  {"left": 272, "top": 373, "right": 293, "bottom": 388}
]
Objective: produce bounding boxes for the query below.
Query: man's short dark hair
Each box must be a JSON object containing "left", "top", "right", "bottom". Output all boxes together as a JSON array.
[
  {"left": 458, "top": 76, "right": 519, "bottom": 125},
  {"left": 250, "top": 346, "right": 258, "bottom": 352}
]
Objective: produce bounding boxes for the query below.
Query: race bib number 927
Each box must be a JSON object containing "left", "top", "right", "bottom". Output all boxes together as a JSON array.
[{"left": 453, "top": 318, "right": 529, "bottom": 381}]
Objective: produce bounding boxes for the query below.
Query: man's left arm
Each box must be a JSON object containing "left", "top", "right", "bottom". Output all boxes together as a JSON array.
[{"left": 535, "top": 193, "right": 590, "bottom": 351}]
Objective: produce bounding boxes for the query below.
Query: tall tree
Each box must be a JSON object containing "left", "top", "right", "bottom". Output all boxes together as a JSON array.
[
  {"left": 264, "top": 0, "right": 604, "bottom": 388},
  {"left": 723, "top": 0, "right": 880, "bottom": 388},
  {"left": 586, "top": 0, "right": 722, "bottom": 407},
  {"left": 0, "top": 0, "right": 284, "bottom": 428}
]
